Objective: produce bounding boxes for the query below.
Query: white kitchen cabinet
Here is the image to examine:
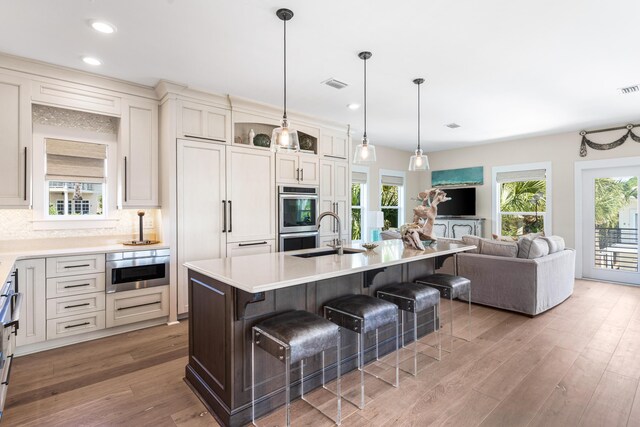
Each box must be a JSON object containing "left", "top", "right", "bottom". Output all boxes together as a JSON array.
[
  {"left": 227, "top": 240, "right": 275, "bottom": 257},
  {"left": 15, "top": 259, "right": 46, "bottom": 347},
  {"left": 0, "top": 73, "right": 31, "bottom": 207},
  {"left": 319, "top": 160, "right": 350, "bottom": 240},
  {"left": 226, "top": 146, "right": 276, "bottom": 243},
  {"left": 46, "top": 253, "right": 105, "bottom": 278},
  {"left": 47, "top": 311, "right": 106, "bottom": 340},
  {"left": 320, "top": 130, "right": 349, "bottom": 161},
  {"left": 177, "top": 100, "right": 230, "bottom": 143},
  {"left": 120, "top": 97, "right": 159, "bottom": 207},
  {"left": 31, "top": 80, "right": 121, "bottom": 116},
  {"left": 433, "top": 218, "right": 485, "bottom": 239},
  {"left": 46, "top": 291, "right": 106, "bottom": 320},
  {"left": 106, "top": 286, "right": 169, "bottom": 328},
  {"left": 276, "top": 153, "right": 319, "bottom": 185},
  {"left": 177, "top": 139, "right": 227, "bottom": 315},
  {"left": 46, "top": 272, "right": 105, "bottom": 299}
]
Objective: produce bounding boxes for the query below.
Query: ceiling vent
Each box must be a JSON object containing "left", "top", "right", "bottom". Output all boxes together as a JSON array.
[
  {"left": 322, "top": 78, "right": 349, "bottom": 90},
  {"left": 445, "top": 123, "right": 461, "bottom": 129},
  {"left": 619, "top": 85, "right": 639, "bottom": 94}
]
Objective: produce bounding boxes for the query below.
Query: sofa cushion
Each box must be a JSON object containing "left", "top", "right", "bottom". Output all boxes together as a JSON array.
[
  {"left": 461, "top": 235, "right": 481, "bottom": 253},
  {"left": 479, "top": 238, "right": 518, "bottom": 257},
  {"left": 518, "top": 236, "right": 549, "bottom": 259},
  {"left": 540, "top": 236, "right": 565, "bottom": 254}
]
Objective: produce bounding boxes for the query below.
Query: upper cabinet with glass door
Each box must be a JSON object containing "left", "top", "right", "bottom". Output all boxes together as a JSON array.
[{"left": 0, "top": 73, "right": 32, "bottom": 207}]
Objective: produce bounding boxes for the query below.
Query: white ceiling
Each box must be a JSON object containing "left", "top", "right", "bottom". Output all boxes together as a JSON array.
[{"left": 1, "top": 0, "right": 640, "bottom": 152}]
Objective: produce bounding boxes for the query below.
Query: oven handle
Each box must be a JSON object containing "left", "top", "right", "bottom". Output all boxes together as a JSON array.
[
  {"left": 280, "top": 231, "right": 319, "bottom": 239},
  {"left": 4, "top": 293, "right": 22, "bottom": 329},
  {"left": 279, "top": 194, "right": 319, "bottom": 199}
]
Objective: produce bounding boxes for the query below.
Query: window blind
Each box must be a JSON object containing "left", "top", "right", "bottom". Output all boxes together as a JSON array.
[
  {"left": 46, "top": 139, "right": 107, "bottom": 183},
  {"left": 381, "top": 174, "right": 404, "bottom": 186},
  {"left": 496, "top": 169, "right": 546, "bottom": 183},
  {"left": 352, "top": 171, "right": 368, "bottom": 184}
]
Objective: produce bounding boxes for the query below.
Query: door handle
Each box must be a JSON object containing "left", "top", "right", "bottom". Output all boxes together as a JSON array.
[
  {"left": 300, "top": 168, "right": 304, "bottom": 182},
  {"left": 222, "top": 200, "right": 227, "bottom": 233},
  {"left": 296, "top": 168, "right": 300, "bottom": 182},
  {"left": 228, "top": 200, "right": 233, "bottom": 233}
]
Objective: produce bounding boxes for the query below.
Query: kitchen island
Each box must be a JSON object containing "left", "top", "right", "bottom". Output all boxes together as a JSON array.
[{"left": 184, "top": 239, "right": 475, "bottom": 427}]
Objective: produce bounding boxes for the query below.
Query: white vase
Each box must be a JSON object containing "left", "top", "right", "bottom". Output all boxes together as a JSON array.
[{"left": 248, "top": 129, "right": 255, "bottom": 145}]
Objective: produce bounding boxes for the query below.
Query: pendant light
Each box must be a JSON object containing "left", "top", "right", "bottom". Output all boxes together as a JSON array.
[
  {"left": 408, "top": 78, "right": 429, "bottom": 171},
  {"left": 353, "top": 51, "right": 377, "bottom": 164},
  {"left": 271, "top": 8, "right": 300, "bottom": 153}
]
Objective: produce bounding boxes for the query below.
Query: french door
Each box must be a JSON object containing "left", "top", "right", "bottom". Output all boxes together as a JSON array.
[{"left": 582, "top": 166, "right": 639, "bottom": 284}]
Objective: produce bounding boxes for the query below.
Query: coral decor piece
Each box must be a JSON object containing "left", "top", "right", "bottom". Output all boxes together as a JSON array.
[{"left": 401, "top": 188, "right": 451, "bottom": 250}]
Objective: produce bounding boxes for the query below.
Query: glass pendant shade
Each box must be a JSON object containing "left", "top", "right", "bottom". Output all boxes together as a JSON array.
[
  {"left": 353, "top": 137, "right": 377, "bottom": 164},
  {"left": 271, "top": 118, "right": 299, "bottom": 152},
  {"left": 408, "top": 148, "right": 429, "bottom": 171}
]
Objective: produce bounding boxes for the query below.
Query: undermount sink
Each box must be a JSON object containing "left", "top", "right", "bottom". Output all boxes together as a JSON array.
[{"left": 291, "top": 248, "right": 367, "bottom": 258}]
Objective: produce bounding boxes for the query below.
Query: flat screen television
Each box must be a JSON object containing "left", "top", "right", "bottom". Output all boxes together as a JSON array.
[{"left": 436, "top": 187, "right": 476, "bottom": 216}]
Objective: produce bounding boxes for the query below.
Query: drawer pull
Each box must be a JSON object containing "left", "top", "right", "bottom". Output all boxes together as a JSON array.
[
  {"left": 64, "top": 283, "right": 92, "bottom": 289},
  {"left": 238, "top": 241, "right": 268, "bottom": 247},
  {"left": 65, "top": 322, "right": 91, "bottom": 329},
  {"left": 117, "top": 301, "right": 161, "bottom": 311},
  {"left": 64, "top": 303, "right": 91, "bottom": 309},
  {"left": 64, "top": 264, "right": 91, "bottom": 269}
]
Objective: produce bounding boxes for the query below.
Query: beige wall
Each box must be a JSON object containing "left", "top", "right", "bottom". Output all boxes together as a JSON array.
[{"left": 425, "top": 129, "right": 640, "bottom": 248}]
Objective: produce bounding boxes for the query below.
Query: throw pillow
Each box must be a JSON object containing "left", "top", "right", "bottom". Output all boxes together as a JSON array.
[
  {"left": 540, "top": 236, "right": 565, "bottom": 253},
  {"left": 461, "top": 235, "right": 481, "bottom": 254},
  {"left": 517, "top": 237, "right": 549, "bottom": 259},
  {"left": 491, "top": 233, "right": 518, "bottom": 242},
  {"left": 479, "top": 238, "right": 518, "bottom": 257}
]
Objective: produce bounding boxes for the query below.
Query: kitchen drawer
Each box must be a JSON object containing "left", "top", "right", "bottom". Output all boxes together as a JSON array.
[
  {"left": 226, "top": 240, "right": 275, "bottom": 257},
  {"left": 46, "top": 292, "right": 105, "bottom": 320},
  {"left": 46, "top": 311, "right": 106, "bottom": 340},
  {"left": 106, "top": 286, "right": 169, "bottom": 328},
  {"left": 46, "top": 272, "right": 105, "bottom": 298},
  {"left": 46, "top": 254, "right": 105, "bottom": 278}
]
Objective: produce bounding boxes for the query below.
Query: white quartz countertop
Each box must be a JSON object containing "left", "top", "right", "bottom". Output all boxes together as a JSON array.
[{"left": 185, "top": 239, "right": 476, "bottom": 294}]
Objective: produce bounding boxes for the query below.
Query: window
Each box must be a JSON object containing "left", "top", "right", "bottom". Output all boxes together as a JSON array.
[
  {"left": 493, "top": 163, "right": 552, "bottom": 237},
  {"left": 380, "top": 171, "right": 405, "bottom": 230},
  {"left": 351, "top": 170, "right": 368, "bottom": 242},
  {"left": 45, "top": 139, "right": 107, "bottom": 217}
]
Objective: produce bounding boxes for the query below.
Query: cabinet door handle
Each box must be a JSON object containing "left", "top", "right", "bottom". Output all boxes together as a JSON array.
[
  {"left": 184, "top": 134, "right": 225, "bottom": 143},
  {"left": 23, "top": 147, "right": 27, "bottom": 201},
  {"left": 64, "top": 264, "right": 91, "bottom": 269},
  {"left": 124, "top": 156, "right": 128, "bottom": 203},
  {"left": 238, "top": 241, "right": 268, "bottom": 247},
  {"left": 117, "top": 301, "right": 161, "bottom": 311},
  {"left": 222, "top": 200, "right": 227, "bottom": 233},
  {"left": 324, "top": 155, "right": 347, "bottom": 160},
  {"left": 64, "top": 283, "right": 91, "bottom": 289},
  {"left": 295, "top": 168, "right": 299, "bottom": 182},
  {"left": 300, "top": 168, "right": 304, "bottom": 182},
  {"left": 64, "top": 302, "right": 91, "bottom": 309},
  {"left": 1, "top": 355, "right": 13, "bottom": 385},
  {"left": 228, "top": 200, "right": 232, "bottom": 233},
  {"left": 65, "top": 322, "right": 90, "bottom": 329}
]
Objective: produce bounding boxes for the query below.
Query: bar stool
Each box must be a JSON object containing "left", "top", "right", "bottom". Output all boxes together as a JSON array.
[
  {"left": 324, "top": 294, "right": 399, "bottom": 410},
  {"left": 252, "top": 310, "right": 341, "bottom": 426},
  {"left": 376, "top": 282, "right": 441, "bottom": 376},
  {"left": 416, "top": 273, "right": 471, "bottom": 352}
]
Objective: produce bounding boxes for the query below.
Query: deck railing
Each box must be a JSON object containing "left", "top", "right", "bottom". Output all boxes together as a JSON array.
[{"left": 594, "top": 227, "right": 638, "bottom": 271}]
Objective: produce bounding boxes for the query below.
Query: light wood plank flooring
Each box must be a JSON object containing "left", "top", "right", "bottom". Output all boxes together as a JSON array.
[{"left": 4, "top": 279, "right": 640, "bottom": 426}]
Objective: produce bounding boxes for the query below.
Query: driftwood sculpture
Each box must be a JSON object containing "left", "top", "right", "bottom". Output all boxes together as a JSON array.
[{"left": 401, "top": 188, "right": 451, "bottom": 250}]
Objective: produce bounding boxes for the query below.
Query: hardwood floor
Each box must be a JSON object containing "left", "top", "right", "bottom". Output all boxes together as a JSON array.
[{"left": 4, "top": 279, "right": 640, "bottom": 426}]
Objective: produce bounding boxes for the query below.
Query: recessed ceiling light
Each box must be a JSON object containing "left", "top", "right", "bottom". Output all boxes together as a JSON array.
[
  {"left": 82, "top": 56, "right": 102, "bottom": 66},
  {"left": 347, "top": 103, "right": 360, "bottom": 110},
  {"left": 90, "top": 20, "right": 117, "bottom": 34}
]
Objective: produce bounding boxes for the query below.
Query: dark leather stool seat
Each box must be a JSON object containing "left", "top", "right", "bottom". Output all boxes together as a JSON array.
[
  {"left": 418, "top": 273, "right": 470, "bottom": 299},
  {"left": 325, "top": 294, "right": 398, "bottom": 333},
  {"left": 416, "top": 273, "right": 472, "bottom": 353},
  {"left": 323, "top": 294, "right": 399, "bottom": 409},
  {"left": 252, "top": 310, "right": 341, "bottom": 426},
  {"left": 255, "top": 310, "right": 339, "bottom": 364},
  {"left": 377, "top": 283, "right": 441, "bottom": 376}
]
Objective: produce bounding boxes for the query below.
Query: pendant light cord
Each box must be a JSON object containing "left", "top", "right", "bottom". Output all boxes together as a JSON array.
[
  {"left": 283, "top": 17, "right": 287, "bottom": 120},
  {"left": 363, "top": 56, "right": 367, "bottom": 139},
  {"left": 417, "top": 81, "right": 421, "bottom": 151}
]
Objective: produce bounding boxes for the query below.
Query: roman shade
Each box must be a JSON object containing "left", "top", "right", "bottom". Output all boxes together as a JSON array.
[
  {"left": 381, "top": 174, "right": 404, "bottom": 186},
  {"left": 352, "top": 171, "right": 368, "bottom": 184},
  {"left": 496, "top": 169, "right": 546, "bottom": 183},
  {"left": 46, "top": 138, "right": 107, "bottom": 182}
]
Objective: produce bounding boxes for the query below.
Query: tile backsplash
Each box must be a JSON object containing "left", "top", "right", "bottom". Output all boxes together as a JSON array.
[{"left": 0, "top": 209, "right": 159, "bottom": 241}]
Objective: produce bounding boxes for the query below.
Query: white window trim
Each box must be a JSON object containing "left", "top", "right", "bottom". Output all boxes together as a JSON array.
[
  {"left": 492, "top": 161, "right": 552, "bottom": 236},
  {"left": 352, "top": 165, "right": 369, "bottom": 243},
  {"left": 31, "top": 132, "right": 119, "bottom": 230},
  {"left": 379, "top": 169, "right": 406, "bottom": 230}
]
